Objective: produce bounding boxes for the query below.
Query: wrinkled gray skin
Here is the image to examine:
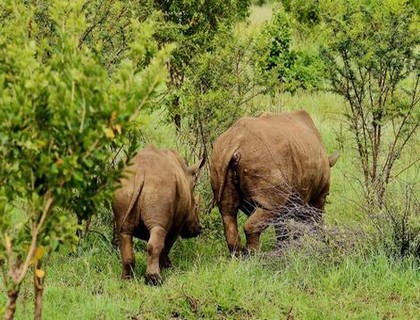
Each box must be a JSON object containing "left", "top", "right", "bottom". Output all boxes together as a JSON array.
[
  {"left": 210, "top": 110, "right": 339, "bottom": 254},
  {"left": 112, "top": 145, "right": 205, "bottom": 285}
]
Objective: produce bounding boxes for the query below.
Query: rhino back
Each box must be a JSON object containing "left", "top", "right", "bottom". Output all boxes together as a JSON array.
[
  {"left": 116, "top": 146, "right": 193, "bottom": 235},
  {"left": 211, "top": 110, "right": 331, "bottom": 209}
]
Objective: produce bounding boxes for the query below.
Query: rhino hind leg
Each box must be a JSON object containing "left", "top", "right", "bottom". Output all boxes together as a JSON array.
[
  {"left": 223, "top": 215, "right": 241, "bottom": 255},
  {"left": 145, "top": 226, "right": 167, "bottom": 286},
  {"left": 119, "top": 234, "right": 135, "bottom": 279},
  {"left": 219, "top": 170, "right": 241, "bottom": 255},
  {"left": 159, "top": 254, "right": 172, "bottom": 270},
  {"left": 243, "top": 208, "right": 273, "bottom": 253}
]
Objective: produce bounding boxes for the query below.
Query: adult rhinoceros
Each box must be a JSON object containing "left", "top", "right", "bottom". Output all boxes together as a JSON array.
[
  {"left": 210, "top": 110, "right": 339, "bottom": 254},
  {"left": 112, "top": 145, "right": 205, "bottom": 285}
]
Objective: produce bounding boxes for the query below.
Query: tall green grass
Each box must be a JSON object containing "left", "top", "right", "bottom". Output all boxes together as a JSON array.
[{"left": 2, "top": 232, "right": 418, "bottom": 319}]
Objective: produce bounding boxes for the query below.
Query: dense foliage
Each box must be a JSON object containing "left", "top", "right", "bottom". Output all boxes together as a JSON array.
[
  {"left": 262, "top": 7, "right": 323, "bottom": 93},
  {"left": 282, "top": 0, "right": 321, "bottom": 26},
  {"left": 0, "top": 0, "right": 169, "bottom": 318},
  {"left": 153, "top": 0, "right": 251, "bottom": 130},
  {"left": 179, "top": 28, "right": 268, "bottom": 158},
  {"left": 321, "top": 0, "right": 419, "bottom": 204}
]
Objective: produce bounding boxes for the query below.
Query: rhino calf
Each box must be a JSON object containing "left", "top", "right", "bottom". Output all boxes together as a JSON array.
[
  {"left": 112, "top": 145, "right": 205, "bottom": 285},
  {"left": 210, "top": 110, "right": 339, "bottom": 254}
]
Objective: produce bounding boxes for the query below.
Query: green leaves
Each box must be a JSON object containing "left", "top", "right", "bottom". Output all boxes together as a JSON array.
[
  {"left": 320, "top": 0, "right": 420, "bottom": 206},
  {"left": 259, "top": 7, "right": 323, "bottom": 93},
  {"left": 0, "top": 0, "right": 170, "bottom": 306}
]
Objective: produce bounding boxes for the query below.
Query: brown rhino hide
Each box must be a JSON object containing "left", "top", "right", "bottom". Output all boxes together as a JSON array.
[
  {"left": 112, "top": 145, "right": 203, "bottom": 285},
  {"left": 210, "top": 110, "right": 338, "bottom": 254}
]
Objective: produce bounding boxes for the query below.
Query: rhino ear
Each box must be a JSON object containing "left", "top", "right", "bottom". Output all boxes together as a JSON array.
[
  {"left": 187, "top": 157, "right": 206, "bottom": 181},
  {"left": 328, "top": 151, "right": 340, "bottom": 167}
]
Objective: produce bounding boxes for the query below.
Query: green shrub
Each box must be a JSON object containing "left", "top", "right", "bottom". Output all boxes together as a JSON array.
[
  {"left": 0, "top": 0, "right": 170, "bottom": 318},
  {"left": 321, "top": 0, "right": 419, "bottom": 260},
  {"left": 261, "top": 7, "right": 323, "bottom": 93},
  {"left": 282, "top": 0, "right": 321, "bottom": 26}
]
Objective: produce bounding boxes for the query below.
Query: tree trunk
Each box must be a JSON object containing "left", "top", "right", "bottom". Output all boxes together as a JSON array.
[
  {"left": 34, "top": 262, "right": 45, "bottom": 320},
  {"left": 168, "top": 63, "right": 184, "bottom": 133},
  {"left": 34, "top": 283, "right": 44, "bottom": 320},
  {"left": 172, "top": 93, "right": 181, "bottom": 133},
  {"left": 4, "top": 288, "right": 19, "bottom": 320}
]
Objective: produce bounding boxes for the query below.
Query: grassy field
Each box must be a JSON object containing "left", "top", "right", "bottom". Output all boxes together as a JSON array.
[
  {"left": 2, "top": 3, "right": 419, "bottom": 320},
  {"left": 5, "top": 229, "right": 420, "bottom": 319}
]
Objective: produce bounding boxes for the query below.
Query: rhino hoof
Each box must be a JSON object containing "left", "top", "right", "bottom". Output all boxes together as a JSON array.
[
  {"left": 241, "top": 248, "right": 257, "bottom": 258},
  {"left": 145, "top": 273, "right": 162, "bottom": 286}
]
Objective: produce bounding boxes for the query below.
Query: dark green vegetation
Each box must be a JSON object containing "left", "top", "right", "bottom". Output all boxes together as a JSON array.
[{"left": 1, "top": 0, "right": 419, "bottom": 319}]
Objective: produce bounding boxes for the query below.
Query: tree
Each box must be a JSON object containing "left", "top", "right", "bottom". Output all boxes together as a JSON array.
[
  {"left": 179, "top": 6, "right": 325, "bottom": 164},
  {"left": 179, "top": 27, "right": 270, "bottom": 160},
  {"left": 0, "top": 1, "right": 170, "bottom": 318},
  {"left": 321, "top": 0, "right": 419, "bottom": 207},
  {"left": 28, "top": 0, "right": 159, "bottom": 71},
  {"left": 262, "top": 7, "right": 323, "bottom": 93},
  {"left": 151, "top": 0, "right": 251, "bottom": 131}
]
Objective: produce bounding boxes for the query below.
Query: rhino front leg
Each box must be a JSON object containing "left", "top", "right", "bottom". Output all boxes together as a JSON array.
[
  {"left": 120, "top": 234, "right": 135, "bottom": 279},
  {"left": 243, "top": 208, "right": 272, "bottom": 253},
  {"left": 145, "top": 226, "right": 166, "bottom": 286}
]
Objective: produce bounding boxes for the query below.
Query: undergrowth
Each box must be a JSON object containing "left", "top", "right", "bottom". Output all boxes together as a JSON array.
[{"left": 2, "top": 225, "right": 418, "bottom": 319}]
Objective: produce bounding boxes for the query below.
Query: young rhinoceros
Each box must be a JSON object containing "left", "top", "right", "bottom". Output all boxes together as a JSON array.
[{"left": 112, "top": 145, "right": 205, "bottom": 285}]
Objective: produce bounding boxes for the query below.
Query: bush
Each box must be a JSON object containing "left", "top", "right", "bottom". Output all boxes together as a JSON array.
[
  {"left": 321, "top": 0, "right": 419, "bottom": 207},
  {"left": 261, "top": 7, "right": 323, "bottom": 93},
  {"left": 0, "top": 0, "right": 170, "bottom": 318},
  {"left": 282, "top": 0, "right": 321, "bottom": 26},
  {"left": 378, "top": 186, "right": 419, "bottom": 260}
]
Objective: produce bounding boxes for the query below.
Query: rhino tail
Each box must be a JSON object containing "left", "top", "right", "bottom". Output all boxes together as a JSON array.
[
  {"left": 217, "top": 146, "right": 241, "bottom": 203},
  {"left": 328, "top": 151, "right": 340, "bottom": 167},
  {"left": 120, "top": 172, "right": 145, "bottom": 231}
]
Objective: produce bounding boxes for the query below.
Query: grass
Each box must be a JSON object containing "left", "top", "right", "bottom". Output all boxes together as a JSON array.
[
  {"left": 3, "top": 232, "right": 419, "bottom": 319},
  {"left": 248, "top": 2, "right": 274, "bottom": 28}
]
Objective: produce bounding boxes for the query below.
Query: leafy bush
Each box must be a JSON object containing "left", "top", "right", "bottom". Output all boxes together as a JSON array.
[
  {"left": 321, "top": 0, "right": 419, "bottom": 261},
  {"left": 377, "top": 186, "right": 419, "bottom": 260},
  {"left": 180, "top": 27, "right": 265, "bottom": 146},
  {"left": 0, "top": 0, "right": 169, "bottom": 318},
  {"left": 282, "top": 0, "right": 321, "bottom": 26},
  {"left": 261, "top": 7, "right": 323, "bottom": 93},
  {"left": 154, "top": 0, "right": 251, "bottom": 130}
]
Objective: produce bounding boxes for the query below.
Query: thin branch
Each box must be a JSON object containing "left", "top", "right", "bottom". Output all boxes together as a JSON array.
[
  {"left": 15, "top": 192, "right": 54, "bottom": 284},
  {"left": 381, "top": 75, "right": 419, "bottom": 183},
  {"left": 110, "top": 143, "right": 124, "bottom": 168},
  {"left": 78, "top": 8, "right": 111, "bottom": 49}
]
